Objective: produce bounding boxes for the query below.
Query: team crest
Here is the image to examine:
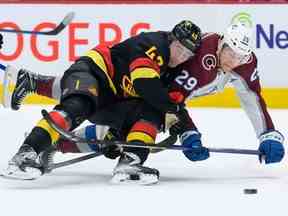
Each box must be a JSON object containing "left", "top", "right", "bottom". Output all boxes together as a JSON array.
[
  {"left": 121, "top": 75, "right": 139, "bottom": 97},
  {"left": 202, "top": 54, "right": 217, "bottom": 71}
]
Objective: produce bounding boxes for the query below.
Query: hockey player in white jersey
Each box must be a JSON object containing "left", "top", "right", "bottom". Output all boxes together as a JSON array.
[{"left": 1, "top": 23, "right": 285, "bottom": 184}]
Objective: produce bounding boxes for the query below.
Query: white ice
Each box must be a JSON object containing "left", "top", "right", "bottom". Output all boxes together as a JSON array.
[{"left": 0, "top": 106, "right": 287, "bottom": 216}]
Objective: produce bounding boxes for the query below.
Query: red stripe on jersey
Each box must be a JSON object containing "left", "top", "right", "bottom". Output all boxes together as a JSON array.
[
  {"left": 129, "top": 57, "right": 160, "bottom": 74},
  {"left": 169, "top": 91, "right": 185, "bottom": 104},
  {"left": 130, "top": 121, "right": 157, "bottom": 139},
  {"left": 49, "top": 111, "right": 70, "bottom": 131},
  {"left": 92, "top": 45, "right": 115, "bottom": 78}
]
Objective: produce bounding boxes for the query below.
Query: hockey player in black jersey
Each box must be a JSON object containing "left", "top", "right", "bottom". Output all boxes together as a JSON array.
[{"left": 2, "top": 20, "right": 202, "bottom": 184}]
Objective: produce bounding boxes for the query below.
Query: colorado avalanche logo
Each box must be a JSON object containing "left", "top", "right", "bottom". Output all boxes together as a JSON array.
[{"left": 202, "top": 54, "right": 217, "bottom": 71}]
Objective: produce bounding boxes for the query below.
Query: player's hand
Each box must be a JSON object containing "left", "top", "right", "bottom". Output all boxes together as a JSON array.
[
  {"left": 0, "top": 33, "right": 3, "bottom": 49},
  {"left": 169, "top": 108, "right": 193, "bottom": 136},
  {"left": 258, "top": 130, "right": 285, "bottom": 164},
  {"left": 180, "top": 130, "right": 209, "bottom": 161},
  {"left": 102, "top": 145, "right": 121, "bottom": 159}
]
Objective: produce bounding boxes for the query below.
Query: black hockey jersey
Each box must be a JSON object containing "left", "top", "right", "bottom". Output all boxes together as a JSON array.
[{"left": 80, "top": 31, "right": 178, "bottom": 113}]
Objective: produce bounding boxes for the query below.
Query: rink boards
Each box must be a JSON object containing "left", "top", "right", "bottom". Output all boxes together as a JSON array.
[{"left": 0, "top": 3, "right": 287, "bottom": 108}]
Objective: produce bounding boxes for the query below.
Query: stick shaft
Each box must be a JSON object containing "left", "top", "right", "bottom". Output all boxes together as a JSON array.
[
  {"left": 0, "top": 12, "right": 74, "bottom": 35},
  {"left": 209, "top": 147, "right": 260, "bottom": 155},
  {"left": 50, "top": 152, "right": 103, "bottom": 170},
  {"left": 42, "top": 109, "right": 260, "bottom": 156}
]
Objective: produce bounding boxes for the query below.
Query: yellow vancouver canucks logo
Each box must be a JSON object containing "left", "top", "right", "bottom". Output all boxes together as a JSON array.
[{"left": 121, "top": 75, "right": 139, "bottom": 97}]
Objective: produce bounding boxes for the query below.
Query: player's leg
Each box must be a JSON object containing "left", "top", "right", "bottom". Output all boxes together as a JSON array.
[
  {"left": 57, "top": 125, "right": 120, "bottom": 154},
  {"left": 34, "top": 125, "right": 117, "bottom": 174},
  {"left": 35, "top": 99, "right": 145, "bottom": 175},
  {"left": 2, "top": 64, "right": 100, "bottom": 180},
  {"left": 111, "top": 102, "right": 164, "bottom": 185},
  {"left": 2, "top": 65, "right": 61, "bottom": 110},
  {"left": 55, "top": 100, "right": 142, "bottom": 156}
]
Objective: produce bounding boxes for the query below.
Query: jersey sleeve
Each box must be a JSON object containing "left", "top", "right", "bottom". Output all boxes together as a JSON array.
[
  {"left": 232, "top": 54, "right": 274, "bottom": 137},
  {"left": 130, "top": 57, "right": 179, "bottom": 113},
  {"left": 163, "top": 66, "right": 198, "bottom": 131}
]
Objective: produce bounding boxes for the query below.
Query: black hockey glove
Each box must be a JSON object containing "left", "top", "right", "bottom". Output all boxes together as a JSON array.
[
  {"left": 0, "top": 34, "right": 3, "bottom": 49},
  {"left": 102, "top": 128, "right": 123, "bottom": 159},
  {"left": 102, "top": 145, "right": 122, "bottom": 159},
  {"left": 169, "top": 108, "right": 196, "bottom": 136}
]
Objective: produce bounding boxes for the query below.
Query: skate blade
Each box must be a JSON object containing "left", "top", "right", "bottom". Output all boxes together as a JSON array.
[
  {"left": 0, "top": 173, "right": 37, "bottom": 181},
  {"left": 0, "top": 166, "right": 42, "bottom": 181},
  {"left": 110, "top": 173, "right": 159, "bottom": 185}
]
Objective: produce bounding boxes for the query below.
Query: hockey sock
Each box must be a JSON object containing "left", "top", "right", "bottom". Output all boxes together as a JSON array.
[{"left": 125, "top": 121, "right": 158, "bottom": 164}]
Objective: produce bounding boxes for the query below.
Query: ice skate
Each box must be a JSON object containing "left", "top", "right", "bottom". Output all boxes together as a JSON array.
[
  {"left": 1, "top": 144, "right": 42, "bottom": 180},
  {"left": 38, "top": 145, "right": 57, "bottom": 174},
  {"left": 2, "top": 65, "right": 37, "bottom": 110},
  {"left": 111, "top": 152, "right": 159, "bottom": 185}
]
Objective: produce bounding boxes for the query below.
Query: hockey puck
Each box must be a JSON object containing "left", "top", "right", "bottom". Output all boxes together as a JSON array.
[{"left": 243, "top": 189, "right": 258, "bottom": 194}]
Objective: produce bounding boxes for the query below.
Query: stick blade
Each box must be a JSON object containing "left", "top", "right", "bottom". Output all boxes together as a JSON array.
[
  {"left": 42, "top": 12, "right": 75, "bottom": 35},
  {"left": 0, "top": 12, "right": 75, "bottom": 35},
  {"left": 62, "top": 12, "right": 75, "bottom": 26}
]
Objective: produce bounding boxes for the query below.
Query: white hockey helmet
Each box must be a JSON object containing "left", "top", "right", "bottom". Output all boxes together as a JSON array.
[{"left": 221, "top": 22, "right": 253, "bottom": 56}]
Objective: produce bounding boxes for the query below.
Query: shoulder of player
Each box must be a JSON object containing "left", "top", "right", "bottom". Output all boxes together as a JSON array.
[
  {"left": 234, "top": 52, "right": 258, "bottom": 73},
  {"left": 117, "top": 31, "right": 170, "bottom": 66},
  {"left": 134, "top": 31, "right": 168, "bottom": 45},
  {"left": 140, "top": 31, "right": 171, "bottom": 66},
  {"left": 196, "top": 32, "right": 220, "bottom": 54},
  {"left": 202, "top": 32, "right": 221, "bottom": 42}
]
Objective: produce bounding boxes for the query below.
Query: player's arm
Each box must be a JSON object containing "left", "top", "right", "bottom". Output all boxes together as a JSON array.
[
  {"left": 166, "top": 73, "right": 209, "bottom": 162},
  {"left": 232, "top": 58, "right": 274, "bottom": 136},
  {"left": 132, "top": 60, "right": 209, "bottom": 162},
  {"left": 232, "top": 58, "right": 284, "bottom": 164},
  {"left": 131, "top": 58, "right": 180, "bottom": 113}
]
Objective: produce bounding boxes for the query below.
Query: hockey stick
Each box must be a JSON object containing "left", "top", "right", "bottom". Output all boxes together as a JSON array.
[
  {"left": 0, "top": 12, "right": 74, "bottom": 35},
  {"left": 42, "top": 109, "right": 177, "bottom": 170},
  {"left": 41, "top": 109, "right": 176, "bottom": 149},
  {"left": 42, "top": 109, "right": 260, "bottom": 156},
  {"left": 49, "top": 135, "right": 178, "bottom": 171},
  {"left": 49, "top": 151, "right": 103, "bottom": 170}
]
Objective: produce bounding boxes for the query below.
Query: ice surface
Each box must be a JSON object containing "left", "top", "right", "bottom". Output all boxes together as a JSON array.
[{"left": 0, "top": 106, "right": 287, "bottom": 216}]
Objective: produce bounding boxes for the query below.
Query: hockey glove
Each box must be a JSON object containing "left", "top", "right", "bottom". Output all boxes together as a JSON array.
[
  {"left": 258, "top": 130, "right": 285, "bottom": 164},
  {"left": 102, "top": 128, "right": 123, "bottom": 159},
  {"left": 75, "top": 125, "right": 122, "bottom": 159},
  {"left": 180, "top": 130, "right": 209, "bottom": 161},
  {"left": 169, "top": 108, "right": 196, "bottom": 136},
  {"left": 84, "top": 125, "right": 122, "bottom": 159}
]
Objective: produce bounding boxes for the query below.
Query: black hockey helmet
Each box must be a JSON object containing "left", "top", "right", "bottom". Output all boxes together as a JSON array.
[{"left": 171, "top": 20, "right": 202, "bottom": 53}]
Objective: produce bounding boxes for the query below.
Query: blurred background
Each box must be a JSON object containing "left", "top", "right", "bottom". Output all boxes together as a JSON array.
[{"left": 0, "top": 0, "right": 287, "bottom": 108}]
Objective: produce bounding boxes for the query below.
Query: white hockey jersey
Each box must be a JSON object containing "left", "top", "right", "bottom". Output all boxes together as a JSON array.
[{"left": 167, "top": 33, "right": 274, "bottom": 137}]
